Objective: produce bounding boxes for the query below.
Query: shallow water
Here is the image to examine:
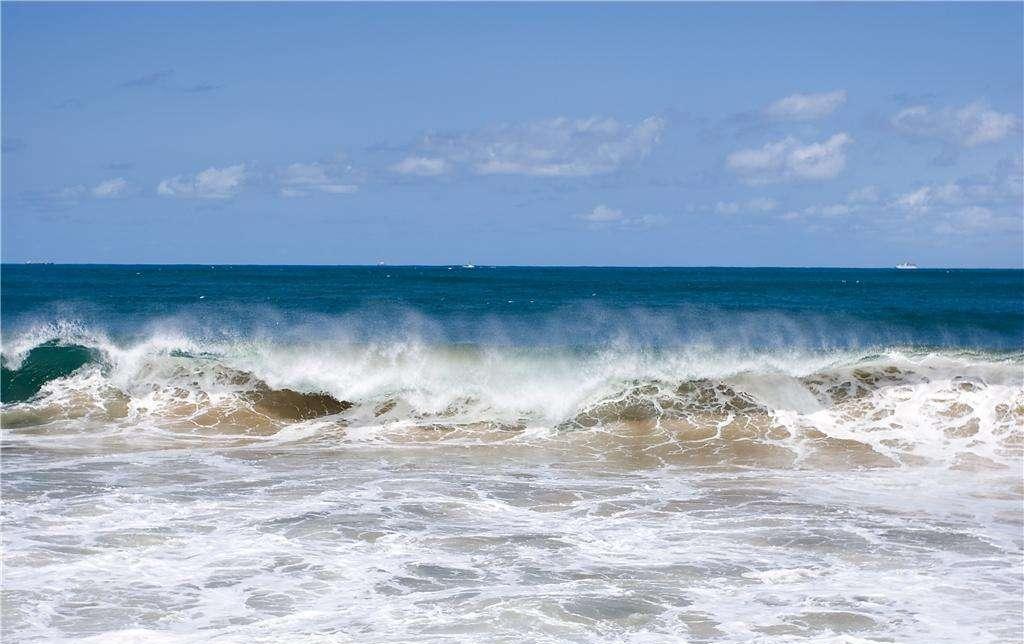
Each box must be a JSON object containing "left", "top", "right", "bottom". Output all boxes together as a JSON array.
[{"left": 4, "top": 431, "right": 1022, "bottom": 643}]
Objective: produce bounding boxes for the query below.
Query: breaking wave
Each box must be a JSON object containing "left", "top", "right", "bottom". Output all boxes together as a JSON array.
[{"left": 2, "top": 321, "right": 1021, "bottom": 469}]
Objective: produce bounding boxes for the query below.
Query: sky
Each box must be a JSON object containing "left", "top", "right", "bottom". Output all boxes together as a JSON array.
[{"left": 2, "top": 2, "right": 1022, "bottom": 267}]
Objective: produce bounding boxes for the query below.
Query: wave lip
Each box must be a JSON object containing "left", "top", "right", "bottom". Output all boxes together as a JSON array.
[
  {"left": 2, "top": 326, "right": 1022, "bottom": 469},
  {"left": 1, "top": 342, "right": 100, "bottom": 403}
]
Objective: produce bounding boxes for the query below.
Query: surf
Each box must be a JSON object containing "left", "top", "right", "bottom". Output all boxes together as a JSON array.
[{"left": 3, "top": 324, "right": 1020, "bottom": 469}]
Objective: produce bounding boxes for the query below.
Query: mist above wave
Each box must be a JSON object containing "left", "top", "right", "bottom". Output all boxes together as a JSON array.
[
  {"left": 4, "top": 290, "right": 1021, "bottom": 357},
  {"left": 2, "top": 320, "right": 1021, "bottom": 470}
]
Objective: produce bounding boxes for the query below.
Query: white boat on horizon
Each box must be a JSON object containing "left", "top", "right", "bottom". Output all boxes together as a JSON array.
[{"left": 895, "top": 261, "right": 918, "bottom": 270}]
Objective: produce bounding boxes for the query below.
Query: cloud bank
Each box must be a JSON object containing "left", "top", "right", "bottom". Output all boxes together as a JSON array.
[{"left": 411, "top": 116, "right": 666, "bottom": 178}]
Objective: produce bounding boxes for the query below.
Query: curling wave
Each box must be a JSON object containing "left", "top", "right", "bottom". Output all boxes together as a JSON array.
[{"left": 2, "top": 322, "right": 1021, "bottom": 469}]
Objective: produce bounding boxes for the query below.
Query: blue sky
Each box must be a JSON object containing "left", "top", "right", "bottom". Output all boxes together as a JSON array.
[{"left": 2, "top": 2, "right": 1022, "bottom": 267}]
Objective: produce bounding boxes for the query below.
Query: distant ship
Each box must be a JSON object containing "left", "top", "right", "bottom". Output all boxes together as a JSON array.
[
  {"left": 895, "top": 261, "right": 918, "bottom": 270},
  {"left": 462, "top": 263, "right": 476, "bottom": 269}
]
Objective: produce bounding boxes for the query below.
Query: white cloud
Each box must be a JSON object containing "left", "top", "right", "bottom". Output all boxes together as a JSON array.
[
  {"left": 715, "top": 197, "right": 778, "bottom": 215},
  {"left": 575, "top": 204, "right": 667, "bottom": 229},
  {"left": 818, "top": 204, "right": 853, "bottom": 216},
  {"left": 892, "top": 179, "right": 1003, "bottom": 215},
  {"left": 779, "top": 186, "right": 886, "bottom": 222},
  {"left": 891, "top": 101, "right": 1018, "bottom": 147},
  {"left": 714, "top": 202, "right": 740, "bottom": 215},
  {"left": 56, "top": 185, "right": 87, "bottom": 201},
  {"left": 889, "top": 160, "right": 1022, "bottom": 217},
  {"left": 727, "top": 133, "right": 852, "bottom": 184},
  {"left": 414, "top": 115, "right": 666, "bottom": 177},
  {"left": 158, "top": 163, "right": 248, "bottom": 199},
  {"left": 577, "top": 204, "right": 624, "bottom": 222},
  {"left": 846, "top": 185, "right": 880, "bottom": 204},
  {"left": 890, "top": 184, "right": 960, "bottom": 214},
  {"left": 883, "top": 161, "right": 1022, "bottom": 235},
  {"left": 789, "top": 174, "right": 1004, "bottom": 223},
  {"left": 765, "top": 90, "right": 847, "bottom": 121},
  {"left": 777, "top": 158, "right": 1022, "bottom": 237},
  {"left": 785, "top": 202, "right": 860, "bottom": 221},
  {"left": 891, "top": 187, "right": 931, "bottom": 213},
  {"left": 390, "top": 156, "right": 450, "bottom": 177},
  {"left": 16, "top": 185, "right": 87, "bottom": 211},
  {"left": 747, "top": 197, "right": 779, "bottom": 212},
  {"left": 934, "top": 206, "right": 1019, "bottom": 236},
  {"left": 276, "top": 161, "right": 358, "bottom": 197},
  {"left": 92, "top": 177, "right": 130, "bottom": 198},
  {"left": 20, "top": 180, "right": 134, "bottom": 210},
  {"left": 630, "top": 214, "right": 669, "bottom": 228}
]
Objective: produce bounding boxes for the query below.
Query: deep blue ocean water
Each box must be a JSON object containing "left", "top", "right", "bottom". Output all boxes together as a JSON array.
[{"left": 3, "top": 265, "right": 1022, "bottom": 350}]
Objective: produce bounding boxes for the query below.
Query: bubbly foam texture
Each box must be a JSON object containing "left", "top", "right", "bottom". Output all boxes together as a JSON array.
[
  {"left": 3, "top": 324, "right": 1023, "bottom": 642},
  {"left": 3, "top": 449, "right": 1021, "bottom": 642},
  {"left": 2, "top": 325, "right": 1021, "bottom": 468}
]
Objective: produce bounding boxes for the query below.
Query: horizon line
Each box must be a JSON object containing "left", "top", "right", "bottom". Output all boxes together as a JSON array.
[{"left": 3, "top": 262, "right": 1022, "bottom": 270}]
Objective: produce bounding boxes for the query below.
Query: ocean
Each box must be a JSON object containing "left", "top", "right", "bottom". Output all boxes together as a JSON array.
[{"left": 2, "top": 265, "right": 1022, "bottom": 642}]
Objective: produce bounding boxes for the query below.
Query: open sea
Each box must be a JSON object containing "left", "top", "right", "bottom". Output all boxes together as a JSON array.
[{"left": 2, "top": 265, "right": 1022, "bottom": 643}]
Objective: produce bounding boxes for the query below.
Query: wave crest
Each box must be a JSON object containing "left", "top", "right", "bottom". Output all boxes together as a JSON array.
[{"left": 2, "top": 326, "right": 1021, "bottom": 468}]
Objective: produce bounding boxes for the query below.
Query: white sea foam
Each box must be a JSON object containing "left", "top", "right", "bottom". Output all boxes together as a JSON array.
[
  {"left": 3, "top": 326, "right": 1021, "bottom": 467},
  {"left": 3, "top": 325, "right": 1022, "bottom": 641},
  {"left": 2, "top": 448, "right": 1020, "bottom": 642}
]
